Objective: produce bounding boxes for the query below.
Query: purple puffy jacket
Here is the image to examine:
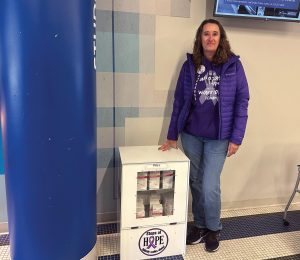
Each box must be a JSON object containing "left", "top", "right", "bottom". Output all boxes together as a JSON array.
[{"left": 167, "top": 53, "right": 250, "bottom": 145}]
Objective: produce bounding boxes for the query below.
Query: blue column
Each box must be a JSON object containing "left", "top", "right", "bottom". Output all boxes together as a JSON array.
[{"left": 0, "top": 1, "right": 97, "bottom": 259}]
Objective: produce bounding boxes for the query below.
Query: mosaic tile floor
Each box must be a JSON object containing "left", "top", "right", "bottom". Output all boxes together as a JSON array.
[{"left": 2, "top": 204, "right": 300, "bottom": 260}]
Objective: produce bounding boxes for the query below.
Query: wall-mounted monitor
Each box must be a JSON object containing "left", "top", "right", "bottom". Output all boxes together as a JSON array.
[{"left": 214, "top": 0, "right": 300, "bottom": 22}]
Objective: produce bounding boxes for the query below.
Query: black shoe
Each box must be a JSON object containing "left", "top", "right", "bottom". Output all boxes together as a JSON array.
[
  {"left": 205, "top": 230, "right": 220, "bottom": 252},
  {"left": 186, "top": 226, "right": 209, "bottom": 245}
]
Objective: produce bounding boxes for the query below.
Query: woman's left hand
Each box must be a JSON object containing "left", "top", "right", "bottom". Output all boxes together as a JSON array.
[{"left": 227, "top": 142, "right": 239, "bottom": 157}]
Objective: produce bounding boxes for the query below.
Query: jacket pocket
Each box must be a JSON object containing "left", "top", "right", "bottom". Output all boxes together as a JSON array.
[{"left": 177, "top": 102, "right": 191, "bottom": 133}]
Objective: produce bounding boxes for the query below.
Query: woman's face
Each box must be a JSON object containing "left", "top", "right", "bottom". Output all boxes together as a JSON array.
[{"left": 201, "top": 23, "right": 220, "bottom": 57}]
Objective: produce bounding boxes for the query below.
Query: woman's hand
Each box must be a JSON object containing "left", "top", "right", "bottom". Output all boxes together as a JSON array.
[
  {"left": 227, "top": 142, "right": 239, "bottom": 157},
  {"left": 158, "top": 140, "right": 178, "bottom": 151}
]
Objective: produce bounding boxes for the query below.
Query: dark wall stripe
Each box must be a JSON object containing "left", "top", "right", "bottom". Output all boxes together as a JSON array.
[
  {"left": 99, "top": 255, "right": 119, "bottom": 260},
  {"left": 0, "top": 234, "right": 9, "bottom": 246},
  {"left": 220, "top": 210, "right": 300, "bottom": 241},
  {"left": 97, "top": 223, "right": 118, "bottom": 235},
  {"left": 267, "top": 255, "right": 300, "bottom": 260}
]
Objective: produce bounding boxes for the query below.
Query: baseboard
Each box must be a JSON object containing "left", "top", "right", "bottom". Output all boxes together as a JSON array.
[
  {"left": 97, "top": 212, "right": 118, "bottom": 224},
  {"left": 0, "top": 222, "right": 8, "bottom": 234},
  {"left": 221, "top": 197, "right": 300, "bottom": 210}
]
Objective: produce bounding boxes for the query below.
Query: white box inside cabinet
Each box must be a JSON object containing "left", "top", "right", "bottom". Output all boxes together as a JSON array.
[{"left": 118, "top": 146, "right": 190, "bottom": 259}]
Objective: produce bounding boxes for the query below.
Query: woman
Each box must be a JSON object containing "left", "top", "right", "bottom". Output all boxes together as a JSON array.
[{"left": 159, "top": 19, "right": 249, "bottom": 252}]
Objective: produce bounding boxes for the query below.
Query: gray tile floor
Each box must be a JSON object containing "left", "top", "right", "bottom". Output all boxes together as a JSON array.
[{"left": 2, "top": 204, "right": 300, "bottom": 260}]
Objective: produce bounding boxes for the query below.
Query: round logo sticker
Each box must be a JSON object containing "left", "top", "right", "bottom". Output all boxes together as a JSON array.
[
  {"left": 138, "top": 228, "right": 169, "bottom": 256},
  {"left": 197, "top": 65, "right": 205, "bottom": 74}
]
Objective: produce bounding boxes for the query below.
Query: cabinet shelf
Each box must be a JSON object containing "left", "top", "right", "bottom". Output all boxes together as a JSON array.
[{"left": 137, "top": 188, "right": 174, "bottom": 194}]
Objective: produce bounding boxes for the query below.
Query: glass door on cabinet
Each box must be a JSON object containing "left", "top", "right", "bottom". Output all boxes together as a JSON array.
[
  {"left": 136, "top": 170, "right": 175, "bottom": 219},
  {"left": 120, "top": 162, "right": 189, "bottom": 229}
]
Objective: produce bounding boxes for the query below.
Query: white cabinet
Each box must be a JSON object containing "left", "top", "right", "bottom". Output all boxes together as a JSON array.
[{"left": 118, "top": 146, "right": 190, "bottom": 259}]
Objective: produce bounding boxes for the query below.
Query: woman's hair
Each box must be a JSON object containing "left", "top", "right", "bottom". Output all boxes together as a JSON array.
[{"left": 192, "top": 19, "right": 234, "bottom": 70}]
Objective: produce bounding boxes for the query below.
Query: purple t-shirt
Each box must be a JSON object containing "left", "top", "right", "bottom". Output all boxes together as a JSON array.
[{"left": 184, "top": 58, "right": 222, "bottom": 139}]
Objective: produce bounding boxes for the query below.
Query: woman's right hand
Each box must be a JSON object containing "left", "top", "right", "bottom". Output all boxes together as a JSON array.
[{"left": 158, "top": 140, "right": 178, "bottom": 151}]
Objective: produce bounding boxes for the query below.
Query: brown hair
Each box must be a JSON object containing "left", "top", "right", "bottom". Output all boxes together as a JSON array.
[{"left": 192, "top": 19, "right": 234, "bottom": 70}]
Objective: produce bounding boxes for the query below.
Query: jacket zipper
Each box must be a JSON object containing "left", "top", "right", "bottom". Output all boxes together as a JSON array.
[{"left": 218, "top": 78, "right": 222, "bottom": 140}]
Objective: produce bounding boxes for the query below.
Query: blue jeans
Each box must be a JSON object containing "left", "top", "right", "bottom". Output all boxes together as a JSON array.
[{"left": 181, "top": 132, "right": 228, "bottom": 231}]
